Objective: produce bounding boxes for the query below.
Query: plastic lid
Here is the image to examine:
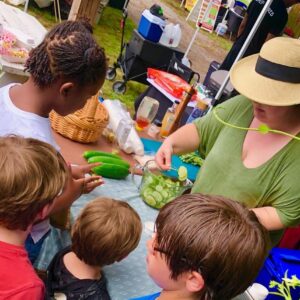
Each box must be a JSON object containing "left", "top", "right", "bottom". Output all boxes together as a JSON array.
[{"left": 142, "top": 10, "right": 166, "bottom": 26}]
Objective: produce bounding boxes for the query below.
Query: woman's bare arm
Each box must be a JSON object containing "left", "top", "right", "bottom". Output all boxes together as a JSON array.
[{"left": 252, "top": 206, "right": 284, "bottom": 231}]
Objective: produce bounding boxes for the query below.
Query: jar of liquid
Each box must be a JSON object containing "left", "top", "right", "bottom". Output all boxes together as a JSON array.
[
  {"left": 116, "top": 118, "right": 133, "bottom": 149},
  {"left": 147, "top": 119, "right": 162, "bottom": 139},
  {"left": 160, "top": 100, "right": 179, "bottom": 138},
  {"left": 135, "top": 96, "right": 159, "bottom": 131},
  {"left": 186, "top": 99, "right": 208, "bottom": 124}
]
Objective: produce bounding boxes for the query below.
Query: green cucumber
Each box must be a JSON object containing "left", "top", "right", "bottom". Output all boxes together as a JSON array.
[
  {"left": 152, "top": 191, "right": 163, "bottom": 202},
  {"left": 92, "top": 163, "right": 129, "bottom": 179},
  {"left": 145, "top": 195, "right": 156, "bottom": 207},
  {"left": 83, "top": 150, "right": 122, "bottom": 160},
  {"left": 88, "top": 156, "right": 130, "bottom": 169}
]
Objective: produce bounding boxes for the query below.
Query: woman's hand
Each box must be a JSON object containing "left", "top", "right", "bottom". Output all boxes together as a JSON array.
[
  {"left": 155, "top": 124, "right": 201, "bottom": 170},
  {"left": 155, "top": 140, "right": 173, "bottom": 170}
]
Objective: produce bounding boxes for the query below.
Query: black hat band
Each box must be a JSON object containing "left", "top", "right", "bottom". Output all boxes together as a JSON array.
[{"left": 255, "top": 56, "right": 300, "bottom": 83}]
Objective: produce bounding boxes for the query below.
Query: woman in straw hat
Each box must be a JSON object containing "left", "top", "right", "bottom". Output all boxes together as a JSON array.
[{"left": 155, "top": 37, "right": 300, "bottom": 246}]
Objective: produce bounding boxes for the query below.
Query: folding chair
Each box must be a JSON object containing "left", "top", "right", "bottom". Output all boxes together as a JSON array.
[{"left": 167, "top": 53, "right": 200, "bottom": 84}]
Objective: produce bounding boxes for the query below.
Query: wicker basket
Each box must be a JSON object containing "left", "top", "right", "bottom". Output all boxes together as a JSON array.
[{"left": 50, "top": 93, "right": 109, "bottom": 143}]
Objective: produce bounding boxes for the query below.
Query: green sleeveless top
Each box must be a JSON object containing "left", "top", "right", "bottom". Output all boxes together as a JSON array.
[{"left": 192, "top": 95, "right": 300, "bottom": 245}]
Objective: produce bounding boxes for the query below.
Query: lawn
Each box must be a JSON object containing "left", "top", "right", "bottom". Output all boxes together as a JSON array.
[
  {"left": 161, "top": 0, "right": 232, "bottom": 51},
  {"left": 13, "top": 1, "right": 231, "bottom": 112},
  {"left": 28, "top": 2, "right": 146, "bottom": 114}
]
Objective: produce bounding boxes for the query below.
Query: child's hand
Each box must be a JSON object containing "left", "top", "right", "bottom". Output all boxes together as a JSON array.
[
  {"left": 79, "top": 174, "right": 104, "bottom": 195},
  {"left": 68, "top": 164, "right": 103, "bottom": 197},
  {"left": 51, "top": 165, "right": 104, "bottom": 214},
  {"left": 70, "top": 163, "right": 101, "bottom": 179}
]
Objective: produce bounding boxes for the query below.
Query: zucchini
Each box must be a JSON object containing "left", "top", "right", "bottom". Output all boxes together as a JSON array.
[
  {"left": 88, "top": 156, "right": 130, "bottom": 169},
  {"left": 92, "top": 163, "right": 129, "bottom": 179},
  {"left": 83, "top": 150, "right": 122, "bottom": 160}
]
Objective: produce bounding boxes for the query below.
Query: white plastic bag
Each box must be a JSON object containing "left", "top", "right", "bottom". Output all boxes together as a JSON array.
[
  {"left": 102, "top": 100, "right": 144, "bottom": 155},
  {"left": 6, "top": 0, "right": 26, "bottom": 5}
]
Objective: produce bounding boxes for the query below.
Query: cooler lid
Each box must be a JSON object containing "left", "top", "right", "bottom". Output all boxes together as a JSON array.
[{"left": 142, "top": 9, "right": 166, "bottom": 27}]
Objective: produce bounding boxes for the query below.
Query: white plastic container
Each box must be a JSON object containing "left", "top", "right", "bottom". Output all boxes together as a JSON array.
[
  {"left": 215, "top": 21, "right": 228, "bottom": 36},
  {"left": 116, "top": 118, "right": 133, "bottom": 149},
  {"left": 7, "top": 0, "right": 25, "bottom": 5},
  {"left": 159, "top": 23, "right": 182, "bottom": 48},
  {"left": 103, "top": 100, "right": 144, "bottom": 155},
  {"left": 34, "top": 0, "right": 52, "bottom": 8}
]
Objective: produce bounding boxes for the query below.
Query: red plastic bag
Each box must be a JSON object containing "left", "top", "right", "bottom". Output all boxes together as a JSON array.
[{"left": 148, "top": 68, "right": 195, "bottom": 100}]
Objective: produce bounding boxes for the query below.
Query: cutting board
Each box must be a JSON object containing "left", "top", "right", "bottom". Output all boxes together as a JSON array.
[{"left": 141, "top": 138, "right": 200, "bottom": 181}]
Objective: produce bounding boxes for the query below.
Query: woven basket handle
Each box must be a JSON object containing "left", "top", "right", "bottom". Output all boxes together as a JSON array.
[{"left": 83, "top": 92, "right": 100, "bottom": 119}]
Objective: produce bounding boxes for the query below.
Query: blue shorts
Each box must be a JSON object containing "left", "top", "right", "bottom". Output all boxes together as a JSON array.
[{"left": 25, "top": 230, "right": 50, "bottom": 264}]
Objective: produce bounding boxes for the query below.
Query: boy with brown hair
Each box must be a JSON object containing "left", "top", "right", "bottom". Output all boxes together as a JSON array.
[
  {"left": 47, "top": 197, "right": 142, "bottom": 299},
  {"left": 132, "top": 194, "right": 270, "bottom": 300},
  {"left": 0, "top": 136, "right": 68, "bottom": 300}
]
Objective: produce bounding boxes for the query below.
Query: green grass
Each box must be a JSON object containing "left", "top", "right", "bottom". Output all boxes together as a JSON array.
[
  {"left": 24, "top": 1, "right": 231, "bottom": 112},
  {"left": 200, "top": 30, "right": 233, "bottom": 51},
  {"left": 161, "top": 0, "right": 232, "bottom": 51},
  {"left": 27, "top": 4, "right": 145, "bottom": 114},
  {"left": 160, "top": 0, "right": 189, "bottom": 18},
  {"left": 94, "top": 7, "right": 146, "bottom": 113},
  {"left": 286, "top": 5, "right": 300, "bottom": 38}
]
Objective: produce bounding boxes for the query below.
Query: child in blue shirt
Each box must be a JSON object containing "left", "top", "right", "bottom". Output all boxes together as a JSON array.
[{"left": 131, "top": 193, "right": 270, "bottom": 300}]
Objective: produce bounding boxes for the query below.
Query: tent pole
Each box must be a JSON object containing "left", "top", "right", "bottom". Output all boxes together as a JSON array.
[
  {"left": 213, "top": 0, "right": 274, "bottom": 104},
  {"left": 183, "top": 26, "right": 200, "bottom": 61},
  {"left": 183, "top": 0, "right": 212, "bottom": 61},
  {"left": 123, "top": 0, "right": 130, "bottom": 10}
]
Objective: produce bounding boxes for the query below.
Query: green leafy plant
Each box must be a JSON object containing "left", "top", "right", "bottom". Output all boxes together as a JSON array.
[
  {"left": 213, "top": 107, "right": 300, "bottom": 141},
  {"left": 179, "top": 152, "right": 204, "bottom": 167},
  {"left": 269, "top": 271, "right": 300, "bottom": 300}
]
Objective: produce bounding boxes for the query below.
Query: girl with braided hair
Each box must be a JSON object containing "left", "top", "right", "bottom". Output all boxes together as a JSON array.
[{"left": 0, "top": 20, "right": 107, "bottom": 263}]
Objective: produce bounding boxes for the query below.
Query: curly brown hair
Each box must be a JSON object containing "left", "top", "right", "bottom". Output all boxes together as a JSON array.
[
  {"left": 25, "top": 20, "right": 107, "bottom": 89},
  {"left": 0, "top": 136, "right": 68, "bottom": 231}
]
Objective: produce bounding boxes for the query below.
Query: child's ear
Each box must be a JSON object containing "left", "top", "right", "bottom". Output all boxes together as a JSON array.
[
  {"left": 35, "top": 202, "right": 55, "bottom": 222},
  {"left": 185, "top": 271, "right": 205, "bottom": 293},
  {"left": 60, "top": 82, "right": 75, "bottom": 98}
]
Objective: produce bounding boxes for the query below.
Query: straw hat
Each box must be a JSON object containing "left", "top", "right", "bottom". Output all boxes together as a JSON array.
[{"left": 230, "top": 37, "right": 300, "bottom": 106}]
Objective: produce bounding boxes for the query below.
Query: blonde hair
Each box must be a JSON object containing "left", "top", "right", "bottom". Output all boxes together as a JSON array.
[
  {"left": 0, "top": 136, "right": 68, "bottom": 230},
  {"left": 71, "top": 197, "right": 142, "bottom": 266}
]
